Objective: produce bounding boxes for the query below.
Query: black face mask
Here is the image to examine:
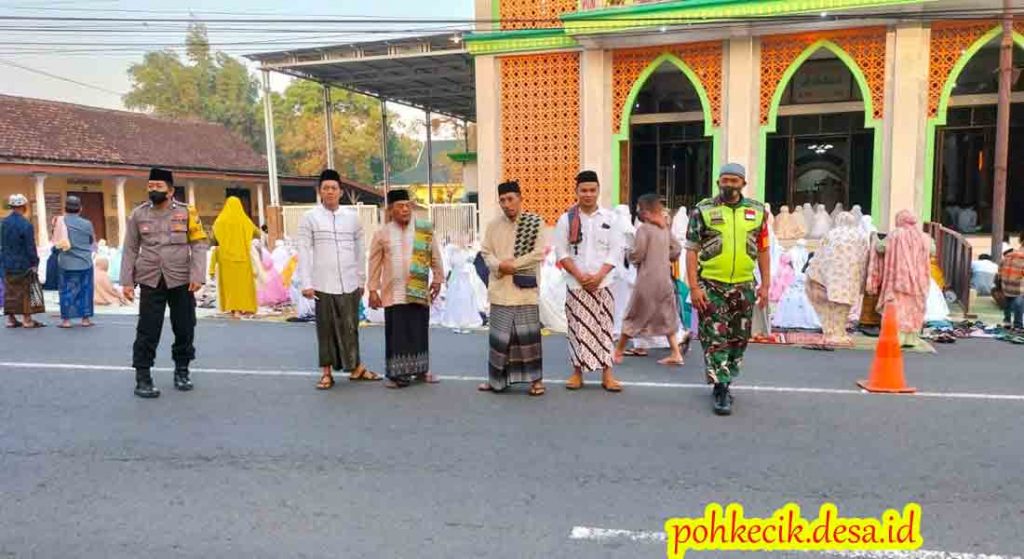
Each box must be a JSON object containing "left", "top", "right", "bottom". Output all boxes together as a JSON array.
[
  {"left": 148, "top": 190, "right": 169, "bottom": 204},
  {"left": 719, "top": 186, "right": 743, "bottom": 200}
]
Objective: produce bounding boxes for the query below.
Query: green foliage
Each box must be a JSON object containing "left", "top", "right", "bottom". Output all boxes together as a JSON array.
[{"left": 124, "top": 22, "right": 421, "bottom": 185}]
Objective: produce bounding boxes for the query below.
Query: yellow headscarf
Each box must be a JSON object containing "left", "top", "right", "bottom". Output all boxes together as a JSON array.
[{"left": 212, "top": 197, "right": 257, "bottom": 262}]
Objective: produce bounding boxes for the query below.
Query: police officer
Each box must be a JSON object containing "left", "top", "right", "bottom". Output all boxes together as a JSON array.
[
  {"left": 683, "top": 163, "right": 770, "bottom": 416},
  {"left": 120, "top": 168, "right": 209, "bottom": 398}
]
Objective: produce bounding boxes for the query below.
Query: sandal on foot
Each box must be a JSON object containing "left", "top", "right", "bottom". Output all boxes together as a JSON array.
[
  {"left": 349, "top": 367, "right": 382, "bottom": 382},
  {"left": 801, "top": 344, "right": 834, "bottom": 352},
  {"left": 420, "top": 373, "right": 441, "bottom": 384},
  {"left": 565, "top": 376, "right": 583, "bottom": 390},
  {"left": 601, "top": 380, "right": 623, "bottom": 393},
  {"left": 385, "top": 379, "right": 410, "bottom": 389},
  {"left": 528, "top": 384, "right": 546, "bottom": 397},
  {"left": 658, "top": 357, "right": 685, "bottom": 366},
  {"left": 5, "top": 321, "right": 21, "bottom": 329},
  {"left": 315, "top": 373, "right": 335, "bottom": 390},
  {"left": 478, "top": 383, "right": 495, "bottom": 392},
  {"left": 22, "top": 321, "right": 45, "bottom": 329}
]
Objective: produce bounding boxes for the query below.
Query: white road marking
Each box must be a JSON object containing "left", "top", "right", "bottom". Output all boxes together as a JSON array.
[
  {"left": 568, "top": 526, "right": 1021, "bottom": 559},
  {"left": 1, "top": 361, "right": 1023, "bottom": 402}
]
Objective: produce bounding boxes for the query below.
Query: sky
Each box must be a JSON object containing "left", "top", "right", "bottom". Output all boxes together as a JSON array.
[{"left": 0, "top": 0, "right": 475, "bottom": 137}]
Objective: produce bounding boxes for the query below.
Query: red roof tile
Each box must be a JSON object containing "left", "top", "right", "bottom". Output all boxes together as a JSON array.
[{"left": 0, "top": 94, "right": 267, "bottom": 173}]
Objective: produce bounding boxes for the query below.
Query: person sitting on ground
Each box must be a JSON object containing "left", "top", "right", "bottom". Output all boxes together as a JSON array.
[{"left": 971, "top": 254, "right": 999, "bottom": 297}]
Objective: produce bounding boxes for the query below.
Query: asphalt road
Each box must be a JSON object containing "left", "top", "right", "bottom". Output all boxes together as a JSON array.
[{"left": 1, "top": 317, "right": 1022, "bottom": 558}]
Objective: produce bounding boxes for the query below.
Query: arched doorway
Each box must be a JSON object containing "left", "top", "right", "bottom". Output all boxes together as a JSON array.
[
  {"left": 615, "top": 56, "right": 717, "bottom": 214},
  {"left": 931, "top": 36, "right": 1024, "bottom": 236},
  {"left": 763, "top": 46, "right": 876, "bottom": 216}
]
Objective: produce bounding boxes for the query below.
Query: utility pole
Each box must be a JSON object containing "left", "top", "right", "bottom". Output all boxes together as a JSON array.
[{"left": 991, "top": 0, "right": 1012, "bottom": 262}]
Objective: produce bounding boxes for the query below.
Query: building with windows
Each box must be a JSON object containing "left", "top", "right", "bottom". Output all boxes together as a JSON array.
[
  {"left": 466, "top": 0, "right": 1024, "bottom": 238},
  {"left": 0, "top": 94, "right": 378, "bottom": 245}
]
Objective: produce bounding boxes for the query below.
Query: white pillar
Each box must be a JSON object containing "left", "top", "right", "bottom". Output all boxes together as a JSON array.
[
  {"left": 256, "top": 182, "right": 266, "bottom": 229},
  {"left": 723, "top": 37, "right": 761, "bottom": 197},
  {"left": 261, "top": 69, "right": 281, "bottom": 207},
  {"left": 581, "top": 49, "right": 614, "bottom": 207},
  {"left": 115, "top": 176, "right": 128, "bottom": 247},
  {"left": 475, "top": 54, "right": 502, "bottom": 228},
  {"left": 33, "top": 173, "right": 48, "bottom": 246},
  {"left": 186, "top": 180, "right": 197, "bottom": 207},
  {"left": 884, "top": 24, "right": 931, "bottom": 229},
  {"left": 323, "top": 85, "right": 335, "bottom": 170}
]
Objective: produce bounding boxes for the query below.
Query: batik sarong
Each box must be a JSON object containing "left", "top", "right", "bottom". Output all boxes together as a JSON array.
[
  {"left": 315, "top": 291, "right": 361, "bottom": 371},
  {"left": 385, "top": 303, "right": 430, "bottom": 381},
  {"left": 565, "top": 287, "right": 614, "bottom": 372},
  {"left": 4, "top": 272, "right": 34, "bottom": 316},
  {"left": 488, "top": 304, "right": 543, "bottom": 390},
  {"left": 697, "top": 278, "right": 755, "bottom": 384},
  {"left": 58, "top": 268, "right": 94, "bottom": 320}
]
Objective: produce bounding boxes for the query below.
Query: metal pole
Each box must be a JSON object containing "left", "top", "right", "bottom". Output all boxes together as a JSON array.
[
  {"left": 323, "top": 84, "right": 335, "bottom": 169},
  {"left": 261, "top": 69, "right": 280, "bottom": 207},
  {"left": 380, "top": 98, "right": 390, "bottom": 193},
  {"left": 426, "top": 109, "right": 434, "bottom": 206},
  {"left": 992, "top": 3, "right": 1012, "bottom": 263}
]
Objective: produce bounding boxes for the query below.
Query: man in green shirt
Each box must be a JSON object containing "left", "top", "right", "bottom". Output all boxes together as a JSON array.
[{"left": 684, "top": 163, "right": 771, "bottom": 416}]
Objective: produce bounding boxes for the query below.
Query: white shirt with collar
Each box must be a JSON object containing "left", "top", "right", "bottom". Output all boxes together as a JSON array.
[
  {"left": 297, "top": 204, "right": 366, "bottom": 295},
  {"left": 554, "top": 206, "right": 624, "bottom": 290}
]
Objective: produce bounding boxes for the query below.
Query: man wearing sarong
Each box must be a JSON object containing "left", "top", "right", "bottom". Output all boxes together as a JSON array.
[
  {"left": 55, "top": 196, "right": 96, "bottom": 328},
  {"left": 2, "top": 193, "right": 43, "bottom": 328},
  {"left": 554, "top": 170, "right": 624, "bottom": 393},
  {"left": 367, "top": 189, "right": 444, "bottom": 389},
  {"left": 478, "top": 180, "right": 546, "bottom": 396},
  {"left": 686, "top": 163, "right": 770, "bottom": 416},
  {"left": 298, "top": 169, "right": 381, "bottom": 390}
]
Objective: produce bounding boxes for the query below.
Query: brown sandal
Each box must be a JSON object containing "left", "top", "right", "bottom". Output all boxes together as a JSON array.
[
  {"left": 565, "top": 376, "right": 583, "bottom": 390},
  {"left": 528, "top": 383, "right": 546, "bottom": 397},
  {"left": 316, "top": 372, "right": 335, "bottom": 390},
  {"left": 349, "top": 367, "right": 382, "bottom": 382},
  {"left": 601, "top": 379, "right": 623, "bottom": 393}
]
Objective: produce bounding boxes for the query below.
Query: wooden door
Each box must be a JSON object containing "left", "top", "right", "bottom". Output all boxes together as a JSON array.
[{"left": 67, "top": 191, "right": 106, "bottom": 241}]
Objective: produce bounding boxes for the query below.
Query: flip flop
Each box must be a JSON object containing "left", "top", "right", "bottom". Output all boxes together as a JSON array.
[
  {"left": 801, "top": 344, "right": 834, "bottom": 352},
  {"left": 622, "top": 349, "right": 647, "bottom": 357},
  {"left": 658, "top": 358, "right": 685, "bottom": 366},
  {"left": 5, "top": 322, "right": 22, "bottom": 329},
  {"left": 22, "top": 322, "right": 46, "bottom": 329},
  {"left": 348, "top": 368, "right": 382, "bottom": 382},
  {"left": 57, "top": 324, "right": 73, "bottom": 329},
  {"left": 384, "top": 379, "right": 410, "bottom": 389},
  {"left": 528, "top": 384, "right": 546, "bottom": 397}
]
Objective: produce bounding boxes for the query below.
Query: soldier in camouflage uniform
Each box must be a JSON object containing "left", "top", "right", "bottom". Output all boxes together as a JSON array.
[{"left": 684, "top": 163, "right": 770, "bottom": 416}]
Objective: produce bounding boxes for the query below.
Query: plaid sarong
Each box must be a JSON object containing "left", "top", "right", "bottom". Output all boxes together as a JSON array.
[{"left": 488, "top": 304, "right": 543, "bottom": 390}]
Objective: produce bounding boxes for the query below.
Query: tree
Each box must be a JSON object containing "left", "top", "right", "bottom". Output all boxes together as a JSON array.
[
  {"left": 271, "top": 80, "right": 420, "bottom": 185},
  {"left": 124, "top": 22, "right": 421, "bottom": 185},
  {"left": 124, "top": 22, "right": 262, "bottom": 152}
]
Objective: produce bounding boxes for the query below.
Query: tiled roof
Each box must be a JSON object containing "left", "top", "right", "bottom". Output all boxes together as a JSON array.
[{"left": 0, "top": 94, "right": 267, "bottom": 173}]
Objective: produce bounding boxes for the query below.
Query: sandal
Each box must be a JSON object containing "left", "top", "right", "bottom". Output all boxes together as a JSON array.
[
  {"left": 385, "top": 379, "right": 410, "bottom": 389},
  {"left": 801, "top": 344, "right": 834, "bottom": 352},
  {"left": 22, "top": 321, "right": 46, "bottom": 329},
  {"left": 658, "top": 357, "right": 685, "bottom": 366},
  {"left": 601, "top": 379, "right": 623, "bottom": 393},
  {"left": 565, "top": 376, "right": 583, "bottom": 390},
  {"left": 478, "top": 383, "right": 495, "bottom": 392},
  {"left": 418, "top": 373, "right": 441, "bottom": 384},
  {"left": 315, "top": 372, "right": 335, "bottom": 390},
  {"left": 528, "top": 383, "right": 546, "bottom": 397},
  {"left": 349, "top": 367, "right": 382, "bottom": 382},
  {"left": 5, "top": 320, "right": 21, "bottom": 329}
]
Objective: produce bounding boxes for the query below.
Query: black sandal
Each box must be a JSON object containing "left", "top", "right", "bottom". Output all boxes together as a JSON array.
[{"left": 316, "top": 373, "right": 335, "bottom": 390}]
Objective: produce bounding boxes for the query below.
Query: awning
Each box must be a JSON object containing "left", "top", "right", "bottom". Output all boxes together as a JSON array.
[{"left": 246, "top": 33, "right": 475, "bottom": 122}]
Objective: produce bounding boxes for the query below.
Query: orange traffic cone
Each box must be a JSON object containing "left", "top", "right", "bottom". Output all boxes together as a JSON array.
[{"left": 857, "top": 302, "right": 916, "bottom": 394}]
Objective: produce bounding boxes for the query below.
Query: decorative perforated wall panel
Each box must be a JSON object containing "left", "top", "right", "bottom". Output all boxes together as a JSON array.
[
  {"left": 500, "top": 0, "right": 577, "bottom": 30},
  {"left": 927, "top": 20, "right": 1001, "bottom": 118},
  {"left": 759, "top": 28, "right": 887, "bottom": 125},
  {"left": 500, "top": 52, "right": 581, "bottom": 224},
  {"left": 611, "top": 42, "right": 723, "bottom": 132}
]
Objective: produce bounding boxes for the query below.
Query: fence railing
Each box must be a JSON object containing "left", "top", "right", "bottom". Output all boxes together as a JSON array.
[
  {"left": 924, "top": 222, "right": 973, "bottom": 313},
  {"left": 429, "top": 203, "right": 479, "bottom": 246},
  {"left": 281, "top": 204, "right": 382, "bottom": 243}
]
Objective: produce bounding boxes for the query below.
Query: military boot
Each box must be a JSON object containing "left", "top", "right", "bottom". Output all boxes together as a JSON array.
[
  {"left": 173, "top": 364, "right": 193, "bottom": 392},
  {"left": 134, "top": 368, "right": 161, "bottom": 399},
  {"left": 712, "top": 382, "right": 732, "bottom": 416}
]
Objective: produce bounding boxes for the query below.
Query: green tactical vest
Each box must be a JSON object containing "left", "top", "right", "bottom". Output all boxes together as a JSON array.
[{"left": 696, "top": 199, "right": 765, "bottom": 284}]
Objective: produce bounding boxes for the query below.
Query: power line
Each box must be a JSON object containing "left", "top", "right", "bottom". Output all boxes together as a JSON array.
[{"left": 0, "top": 57, "right": 124, "bottom": 96}]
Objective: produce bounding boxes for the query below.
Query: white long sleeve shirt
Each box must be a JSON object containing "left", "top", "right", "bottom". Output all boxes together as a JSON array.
[
  {"left": 554, "top": 206, "right": 624, "bottom": 290},
  {"left": 297, "top": 205, "right": 365, "bottom": 295}
]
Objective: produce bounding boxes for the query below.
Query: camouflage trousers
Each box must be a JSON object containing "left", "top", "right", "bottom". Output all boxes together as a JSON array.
[{"left": 697, "top": 278, "right": 755, "bottom": 384}]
